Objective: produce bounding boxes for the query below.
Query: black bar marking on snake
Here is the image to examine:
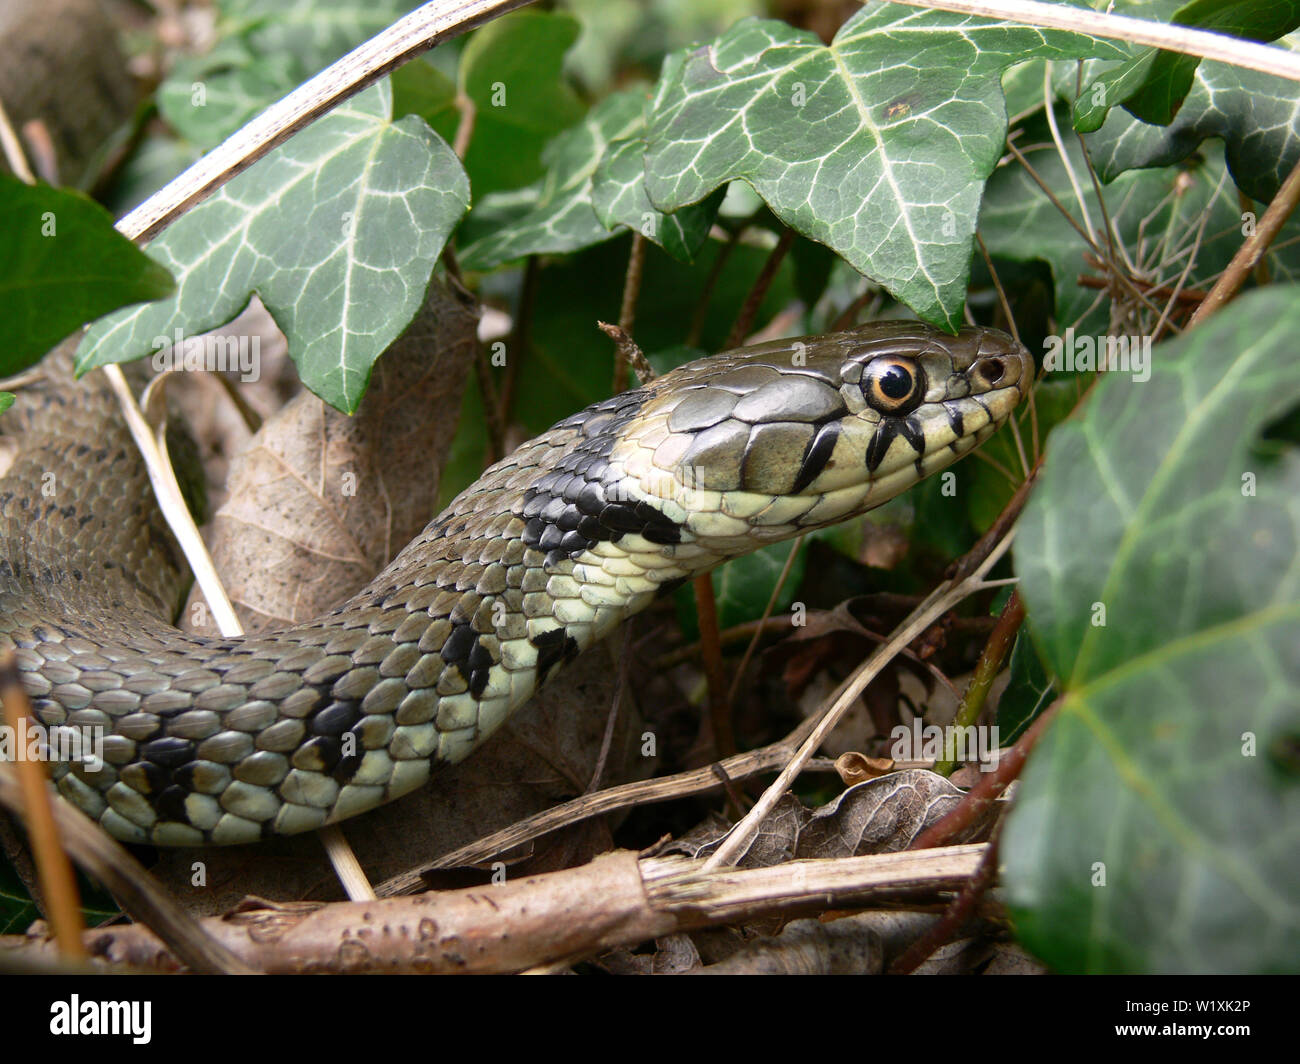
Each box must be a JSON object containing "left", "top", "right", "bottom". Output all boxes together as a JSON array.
[
  {"left": 947, "top": 406, "right": 965, "bottom": 440},
  {"left": 522, "top": 388, "right": 682, "bottom": 562},
  {"left": 438, "top": 619, "right": 494, "bottom": 696},
  {"left": 173, "top": 762, "right": 204, "bottom": 792},
  {"left": 792, "top": 421, "right": 841, "bottom": 493},
  {"left": 310, "top": 700, "right": 361, "bottom": 737},
  {"left": 300, "top": 735, "right": 341, "bottom": 773},
  {"left": 901, "top": 416, "right": 925, "bottom": 456},
  {"left": 142, "top": 736, "right": 196, "bottom": 769},
  {"left": 865, "top": 421, "right": 897, "bottom": 472},
  {"left": 441, "top": 621, "right": 477, "bottom": 668},
  {"left": 335, "top": 738, "right": 366, "bottom": 780},
  {"left": 157, "top": 785, "right": 190, "bottom": 824},
  {"left": 531, "top": 626, "right": 579, "bottom": 679},
  {"left": 134, "top": 760, "right": 169, "bottom": 793}
]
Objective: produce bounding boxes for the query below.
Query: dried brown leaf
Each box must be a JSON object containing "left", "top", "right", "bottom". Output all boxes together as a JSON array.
[
  {"left": 182, "top": 279, "right": 479, "bottom": 632},
  {"left": 666, "top": 768, "right": 994, "bottom": 868}
]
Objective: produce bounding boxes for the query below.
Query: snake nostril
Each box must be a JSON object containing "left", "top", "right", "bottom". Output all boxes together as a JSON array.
[{"left": 976, "top": 358, "right": 1005, "bottom": 384}]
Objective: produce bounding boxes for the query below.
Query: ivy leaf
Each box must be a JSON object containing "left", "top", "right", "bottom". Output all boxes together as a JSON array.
[
  {"left": 591, "top": 138, "right": 722, "bottom": 262},
  {"left": 676, "top": 539, "right": 808, "bottom": 637},
  {"left": 997, "top": 632, "right": 1057, "bottom": 744},
  {"left": 390, "top": 57, "right": 458, "bottom": 128},
  {"left": 455, "top": 10, "right": 586, "bottom": 196},
  {"left": 159, "top": 39, "right": 299, "bottom": 149},
  {"left": 157, "top": 0, "right": 418, "bottom": 148},
  {"left": 1003, "top": 288, "right": 1300, "bottom": 973},
  {"left": 642, "top": 6, "right": 1125, "bottom": 329},
  {"left": 0, "top": 174, "right": 174, "bottom": 374},
  {"left": 1083, "top": 33, "right": 1300, "bottom": 202},
  {"left": 79, "top": 82, "right": 468, "bottom": 414},
  {"left": 459, "top": 91, "right": 645, "bottom": 268},
  {"left": 1073, "top": 0, "right": 1300, "bottom": 133}
]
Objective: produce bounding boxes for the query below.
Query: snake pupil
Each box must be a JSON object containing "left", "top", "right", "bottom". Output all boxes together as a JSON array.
[{"left": 879, "top": 366, "right": 912, "bottom": 399}]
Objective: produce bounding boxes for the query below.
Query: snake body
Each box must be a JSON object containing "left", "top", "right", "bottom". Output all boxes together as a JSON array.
[{"left": 0, "top": 323, "right": 1031, "bottom": 845}]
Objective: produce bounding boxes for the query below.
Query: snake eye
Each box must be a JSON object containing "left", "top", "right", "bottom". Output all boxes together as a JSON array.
[{"left": 862, "top": 357, "right": 923, "bottom": 416}]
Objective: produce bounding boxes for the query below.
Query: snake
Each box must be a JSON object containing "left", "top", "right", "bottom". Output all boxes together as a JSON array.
[{"left": 0, "top": 322, "right": 1032, "bottom": 845}]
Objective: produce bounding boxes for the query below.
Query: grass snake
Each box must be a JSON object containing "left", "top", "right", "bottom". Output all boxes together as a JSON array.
[{"left": 0, "top": 323, "right": 1032, "bottom": 845}]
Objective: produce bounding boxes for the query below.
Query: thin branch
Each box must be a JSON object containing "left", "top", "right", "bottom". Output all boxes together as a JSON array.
[
  {"left": 694, "top": 573, "right": 734, "bottom": 758},
  {"left": 687, "top": 226, "right": 742, "bottom": 349},
  {"left": 375, "top": 712, "right": 827, "bottom": 894},
  {"left": 933, "top": 589, "right": 1024, "bottom": 776},
  {"left": 115, "top": 0, "right": 533, "bottom": 243},
  {"left": 1043, "top": 64, "right": 1096, "bottom": 243},
  {"left": 975, "top": 232, "right": 1016, "bottom": 342},
  {"left": 587, "top": 636, "right": 631, "bottom": 793},
  {"left": 597, "top": 322, "right": 655, "bottom": 385},
  {"left": 829, "top": 284, "right": 881, "bottom": 332},
  {"left": 0, "top": 654, "right": 85, "bottom": 960},
  {"left": 0, "top": 98, "right": 37, "bottom": 183},
  {"left": 724, "top": 228, "right": 796, "bottom": 349},
  {"left": 888, "top": 832, "right": 1001, "bottom": 974},
  {"left": 101, "top": 367, "right": 243, "bottom": 635},
  {"left": 897, "top": 0, "right": 1300, "bottom": 83},
  {"left": 318, "top": 826, "right": 376, "bottom": 901},
  {"left": 1190, "top": 153, "right": 1300, "bottom": 327},
  {"left": 727, "top": 535, "right": 804, "bottom": 704},
  {"left": 613, "top": 233, "right": 648, "bottom": 393},
  {"left": 451, "top": 92, "right": 477, "bottom": 160},
  {"left": 703, "top": 528, "right": 1019, "bottom": 871}
]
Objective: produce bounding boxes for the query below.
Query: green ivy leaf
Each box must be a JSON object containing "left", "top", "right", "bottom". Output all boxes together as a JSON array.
[
  {"left": 0, "top": 174, "right": 175, "bottom": 374},
  {"left": 675, "top": 538, "right": 808, "bottom": 637},
  {"left": 79, "top": 82, "right": 468, "bottom": 414},
  {"left": 997, "top": 632, "right": 1057, "bottom": 744},
  {"left": 157, "top": 0, "right": 418, "bottom": 149},
  {"left": 390, "top": 56, "right": 458, "bottom": 129},
  {"left": 455, "top": 10, "right": 586, "bottom": 196},
  {"left": 1003, "top": 288, "right": 1300, "bottom": 973},
  {"left": 459, "top": 91, "right": 647, "bottom": 268},
  {"left": 0, "top": 852, "right": 121, "bottom": 935},
  {"left": 642, "top": 6, "right": 1125, "bottom": 329},
  {"left": 1084, "top": 30, "right": 1300, "bottom": 202},
  {"left": 159, "top": 39, "right": 299, "bottom": 149},
  {"left": 1073, "top": 0, "right": 1300, "bottom": 133},
  {"left": 591, "top": 138, "right": 722, "bottom": 262}
]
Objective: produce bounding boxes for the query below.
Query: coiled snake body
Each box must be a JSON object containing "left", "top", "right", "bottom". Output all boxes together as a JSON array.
[{"left": 0, "top": 323, "right": 1031, "bottom": 845}]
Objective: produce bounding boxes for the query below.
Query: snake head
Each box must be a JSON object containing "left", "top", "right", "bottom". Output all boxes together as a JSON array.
[{"left": 612, "top": 322, "right": 1033, "bottom": 554}]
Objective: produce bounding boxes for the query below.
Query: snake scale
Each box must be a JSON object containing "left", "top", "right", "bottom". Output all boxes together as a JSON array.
[{"left": 0, "top": 323, "right": 1031, "bottom": 845}]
